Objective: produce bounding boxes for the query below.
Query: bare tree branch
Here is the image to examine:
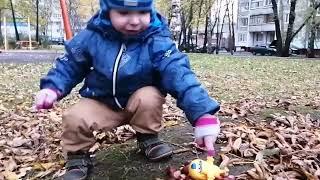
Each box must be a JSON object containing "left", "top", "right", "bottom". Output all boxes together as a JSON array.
[{"left": 291, "top": 2, "right": 320, "bottom": 40}]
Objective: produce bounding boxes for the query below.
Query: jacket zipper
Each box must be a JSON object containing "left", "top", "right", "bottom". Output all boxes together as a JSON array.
[{"left": 112, "top": 43, "right": 125, "bottom": 109}]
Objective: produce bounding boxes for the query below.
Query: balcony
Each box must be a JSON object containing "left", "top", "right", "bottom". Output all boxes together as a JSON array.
[
  {"left": 249, "top": 7, "right": 273, "bottom": 15},
  {"left": 249, "top": 23, "right": 275, "bottom": 32}
]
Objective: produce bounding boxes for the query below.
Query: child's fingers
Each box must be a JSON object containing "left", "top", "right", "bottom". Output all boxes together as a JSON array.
[
  {"left": 43, "top": 100, "right": 54, "bottom": 109},
  {"left": 35, "top": 93, "right": 46, "bottom": 109},
  {"left": 35, "top": 93, "right": 53, "bottom": 110},
  {"left": 204, "top": 136, "right": 215, "bottom": 155},
  {"left": 195, "top": 138, "right": 204, "bottom": 147}
]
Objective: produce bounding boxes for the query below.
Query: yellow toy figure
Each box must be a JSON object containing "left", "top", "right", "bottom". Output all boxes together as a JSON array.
[{"left": 188, "top": 156, "right": 228, "bottom": 180}]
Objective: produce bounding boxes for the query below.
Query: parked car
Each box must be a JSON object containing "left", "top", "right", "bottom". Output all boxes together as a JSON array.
[
  {"left": 250, "top": 45, "right": 276, "bottom": 56},
  {"left": 50, "top": 37, "right": 64, "bottom": 45},
  {"left": 269, "top": 40, "right": 298, "bottom": 55}
]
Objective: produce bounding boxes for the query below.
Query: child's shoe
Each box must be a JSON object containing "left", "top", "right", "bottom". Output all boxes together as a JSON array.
[
  {"left": 136, "top": 132, "right": 173, "bottom": 161},
  {"left": 62, "top": 152, "right": 94, "bottom": 180}
]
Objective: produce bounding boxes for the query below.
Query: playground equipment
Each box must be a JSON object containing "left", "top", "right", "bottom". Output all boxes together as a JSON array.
[{"left": 59, "top": 0, "right": 72, "bottom": 40}]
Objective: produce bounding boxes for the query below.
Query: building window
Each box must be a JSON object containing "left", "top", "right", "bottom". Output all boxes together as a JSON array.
[
  {"left": 265, "top": 0, "right": 272, "bottom": 6},
  {"left": 240, "top": 2, "right": 249, "bottom": 11},
  {"left": 266, "top": 14, "right": 274, "bottom": 23},
  {"left": 251, "top": 0, "right": 263, "bottom": 8},
  {"left": 256, "top": 33, "right": 263, "bottom": 41},
  {"left": 245, "top": 2, "right": 249, "bottom": 9},
  {"left": 240, "top": 18, "right": 248, "bottom": 26},
  {"left": 284, "top": 14, "right": 290, "bottom": 22},
  {"left": 316, "top": 27, "right": 320, "bottom": 40},
  {"left": 250, "top": 15, "right": 264, "bottom": 25},
  {"left": 239, "top": 34, "right": 247, "bottom": 42}
]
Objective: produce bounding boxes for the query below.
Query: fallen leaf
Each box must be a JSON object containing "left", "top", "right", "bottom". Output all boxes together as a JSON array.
[
  {"left": 2, "top": 171, "right": 19, "bottom": 180},
  {"left": 232, "top": 137, "right": 242, "bottom": 152},
  {"left": 4, "top": 157, "right": 17, "bottom": 172},
  {"left": 255, "top": 148, "right": 280, "bottom": 163}
]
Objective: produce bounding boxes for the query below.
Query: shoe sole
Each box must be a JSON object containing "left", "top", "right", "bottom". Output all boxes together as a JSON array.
[{"left": 148, "top": 151, "right": 173, "bottom": 162}]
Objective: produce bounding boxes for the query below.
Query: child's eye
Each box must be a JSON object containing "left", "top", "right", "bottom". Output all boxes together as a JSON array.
[
  {"left": 139, "top": 11, "right": 149, "bottom": 14},
  {"left": 118, "top": 11, "right": 129, "bottom": 15}
]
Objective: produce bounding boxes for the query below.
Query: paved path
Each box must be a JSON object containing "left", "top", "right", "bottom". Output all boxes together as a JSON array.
[{"left": 0, "top": 50, "right": 62, "bottom": 63}]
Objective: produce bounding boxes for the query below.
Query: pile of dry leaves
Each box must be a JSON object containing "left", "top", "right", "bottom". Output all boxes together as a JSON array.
[
  {"left": 0, "top": 96, "right": 182, "bottom": 179},
  {"left": 0, "top": 105, "right": 137, "bottom": 179},
  {"left": 0, "top": 96, "right": 319, "bottom": 179},
  {"left": 217, "top": 98, "right": 320, "bottom": 179},
  {"left": 219, "top": 112, "right": 320, "bottom": 179}
]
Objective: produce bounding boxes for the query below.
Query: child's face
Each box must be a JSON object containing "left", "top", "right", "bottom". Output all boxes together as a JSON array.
[{"left": 109, "top": 9, "right": 151, "bottom": 36}]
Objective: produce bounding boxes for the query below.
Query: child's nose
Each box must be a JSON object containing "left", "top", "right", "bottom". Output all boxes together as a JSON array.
[{"left": 129, "top": 15, "right": 140, "bottom": 26}]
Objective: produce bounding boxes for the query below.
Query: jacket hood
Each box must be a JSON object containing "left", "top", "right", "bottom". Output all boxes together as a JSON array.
[{"left": 86, "top": 0, "right": 171, "bottom": 41}]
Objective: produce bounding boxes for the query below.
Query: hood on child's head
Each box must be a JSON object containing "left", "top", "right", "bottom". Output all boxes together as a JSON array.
[
  {"left": 87, "top": 0, "right": 163, "bottom": 38},
  {"left": 103, "top": 0, "right": 153, "bottom": 11}
]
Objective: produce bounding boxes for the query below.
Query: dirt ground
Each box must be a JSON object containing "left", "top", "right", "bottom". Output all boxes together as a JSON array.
[
  {"left": 88, "top": 118, "right": 252, "bottom": 180},
  {"left": 88, "top": 107, "right": 320, "bottom": 180}
]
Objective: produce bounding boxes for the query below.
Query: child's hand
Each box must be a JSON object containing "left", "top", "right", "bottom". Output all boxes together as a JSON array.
[
  {"left": 34, "top": 89, "right": 59, "bottom": 110},
  {"left": 194, "top": 114, "right": 220, "bottom": 156}
]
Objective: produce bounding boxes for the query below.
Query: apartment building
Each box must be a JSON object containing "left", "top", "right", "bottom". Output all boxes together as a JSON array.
[
  {"left": 47, "top": 0, "right": 94, "bottom": 42},
  {"left": 47, "top": 2, "right": 65, "bottom": 42},
  {"left": 235, "top": 0, "right": 318, "bottom": 50}
]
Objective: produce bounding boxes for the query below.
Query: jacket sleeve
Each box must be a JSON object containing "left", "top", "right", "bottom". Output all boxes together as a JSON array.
[
  {"left": 150, "top": 36, "right": 220, "bottom": 125},
  {"left": 40, "top": 30, "right": 92, "bottom": 99}
]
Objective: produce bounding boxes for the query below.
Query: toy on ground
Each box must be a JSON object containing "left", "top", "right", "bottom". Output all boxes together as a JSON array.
[
  {"left": 188, "top": 156, "right": 229, "bottom": 180},
  {"left": 166, "top": 151, "right": 234, "bottom": 180}
]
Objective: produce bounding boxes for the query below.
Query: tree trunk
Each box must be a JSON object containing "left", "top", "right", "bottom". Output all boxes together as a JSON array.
[
  {"left": 10, "top": 0, "right": 19, "bottom": 41},
  {"left": 36, "top": 0, "right": 40, "bottom": 44},
  {"left": 226, "top": 0, "right": 233, "bottom": 55},
  {"left": 187, "top": 27, "right": 192, "bottom": 52},
  {"left": 215, "top": 0, "right": 223, "bottom": 54},
  {"left": 186, "top": 2, "right": 194, "bottom": 52},
  {"left": 180, "top": 11, "right": 187, "bottom": 50},
  {"left": 308, "top": 25, "right": 316, "bottom": 58},
  {"left": 279, "top": 0, "right": 285, "bottom": 38},
  {"left": 0, "top": 9, "right": 3, "bottom": 47},
  {"left": 208, "top": 0, "right": 219, "bottom": 53},
  {"left": 231, "top": 1, "right": 235, "bottom": 52},
  {"left": 218, "top": 9, "right": 227, "bottom": 52},
  {"left": 178, "top": 29, "right": 183, "bottom": 47},
  {"left": 307, "top": 0, "right": 316, "bottom": 58},
  {"left": 195, "top": 0, "right": 204, "bottom": 47},
  {"left": 271, "top": 0, "right": 282, "bottom": 56},
  {"left": 203, "top": 15, "right": 209, "bottom": 52},
  {"left": 282, "top": 0, "right": 297, "bottom": 57}
]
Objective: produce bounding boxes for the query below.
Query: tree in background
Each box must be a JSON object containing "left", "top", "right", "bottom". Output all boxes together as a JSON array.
[
  {"left": 207, "top": 0, "right": 222, "bottom": 53},
  {"left": 202, "top": 0, "right": 214, "bottom": 53},
  {"left": 195, "top": 0, "right": 204, "bottom": 48},
  {"left": 226, "top": 0, "right": 235, "bottom": 54},
  {"left": 0, "top": 0, "right": 9, "bottom": 47},
  {"left": 307, "top": 0, "right": 320, "bottom": 58},
  {"left": 16, "top": 0, "right": 53, "bottom": 42},
  {"left": 36, "top": 0, "right": 39, "bottom": 43},
  {"left": 67, "top": 0, "right": 81, "bottom": 34},
  {"left": 156, "top": 0, "right": 171, "bottom": 23},
  {"left": 78, "top": 0, "right": 99, "bottom": 19},
  {"left": 67, "top": 0, "right": 99, "bottom": 35},
  {"left": 9, "top": 0, "right": 19, "bottom": 41},
  {"left": 271, "top": 0, "right": 320, "bottom": 57}
]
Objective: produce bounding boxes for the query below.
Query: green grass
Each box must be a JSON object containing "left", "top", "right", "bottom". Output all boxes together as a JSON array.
[
  {"left": 189, "top": 54, "right": 320, "bottom": 103},
  {"left": 0, "top": 55, "right": 319, "bottom": 109}
]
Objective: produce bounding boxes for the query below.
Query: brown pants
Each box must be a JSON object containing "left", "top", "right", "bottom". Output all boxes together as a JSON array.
[{"left": 61, "top": 86, "right": 165, "bottom": 153}]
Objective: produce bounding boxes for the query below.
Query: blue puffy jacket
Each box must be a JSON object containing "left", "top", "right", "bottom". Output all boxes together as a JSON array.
[{"left": 40, "top": 2, "right": 220, "bottom": 125}]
